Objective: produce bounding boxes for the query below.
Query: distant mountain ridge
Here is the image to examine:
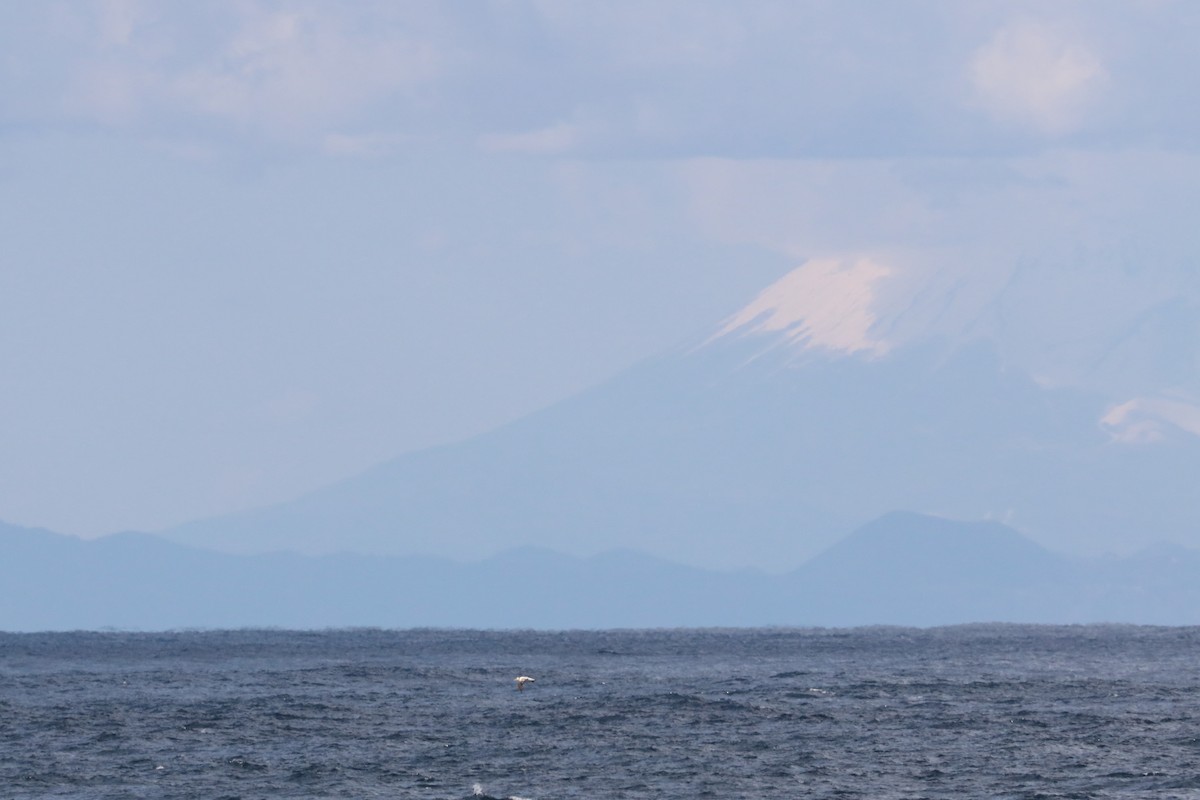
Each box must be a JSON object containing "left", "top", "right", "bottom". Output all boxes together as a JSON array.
[{"left": 6, "top": 512, "right": 1200, "bottom": 631}]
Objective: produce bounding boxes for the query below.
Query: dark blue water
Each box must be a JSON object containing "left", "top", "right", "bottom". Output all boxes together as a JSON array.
[{"left": 2, "top": 626, "right": 1199, "bottom": 799}]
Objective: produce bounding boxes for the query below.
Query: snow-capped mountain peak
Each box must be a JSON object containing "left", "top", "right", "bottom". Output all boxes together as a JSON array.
[{"left": 709, "top": 257, "right": 894, "bottom": 357}]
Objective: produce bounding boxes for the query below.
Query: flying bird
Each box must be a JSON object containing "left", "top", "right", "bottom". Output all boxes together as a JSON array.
[{"left": 515, "top": 676, "right": 535, "bottom": 691}]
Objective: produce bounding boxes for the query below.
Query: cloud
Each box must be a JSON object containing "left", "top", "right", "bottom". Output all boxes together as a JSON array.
[
  {"left": 94, "top": 0, "right": 143, "bottom": 47},
  {"left": 54, "top": 2, "right": 441, "bottom": 141},
  {"left": 969, "top": 20, "right": 1106, "bottom": 135},
  {"left": 4, "top": 3, "right": 1197, "bottom": 158},
  {"left": 479, "top": 121, "right": 582, "bottom": 155},
  {"left": 1102, "top": 397, "right": 1200, "bottom": 443},
  {"left": 68, "top": 61, "right": 147, "bottom": 125},
  {"left": 676, "top": 157, "right": 939, "bottom": 258},
  {"left": 528, "top": 1, "right": 748, "bottom": 70},
  {"left": 322, "top": 131, "right": 412, "bottom": 157},
  {"left": 168, "top": 8, "right": 439, "bottom": 133}
]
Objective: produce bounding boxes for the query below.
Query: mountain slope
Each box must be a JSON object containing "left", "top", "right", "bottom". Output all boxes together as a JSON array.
[
  {"left": 164, "top": 335, "right": 1180, "bottom": 568},
  {"left": 161, "top": 262, "right": 1200, "bottom": 568}
]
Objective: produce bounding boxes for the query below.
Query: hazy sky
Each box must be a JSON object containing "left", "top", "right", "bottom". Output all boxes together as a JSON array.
[{"left": 3, "top": 1, "right": 1200, "bottom": 537}]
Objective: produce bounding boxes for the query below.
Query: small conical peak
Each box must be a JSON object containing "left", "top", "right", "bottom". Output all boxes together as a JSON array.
[{"left": 708, "top": 257, "right": 894, "bottom": 357}]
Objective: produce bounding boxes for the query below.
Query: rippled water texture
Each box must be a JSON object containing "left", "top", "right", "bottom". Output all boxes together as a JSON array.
[{"left": 2, "top": 627, "right": 1200, "bottom": 799}]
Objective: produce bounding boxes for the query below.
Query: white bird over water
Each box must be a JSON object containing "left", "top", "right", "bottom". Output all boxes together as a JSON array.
[{"left": 515, "top": 676, "right": 535, "bottom": 691}]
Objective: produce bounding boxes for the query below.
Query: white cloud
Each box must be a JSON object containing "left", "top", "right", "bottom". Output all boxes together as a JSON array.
[
  {"left": 322, "top": 131, "right": 411, "bottom": 157},
  {"left": 68, "top": 62, "right": 147, "bottom": 124},
  {"left": 95, "top": 0, "right": 142, "bottom": 47},
  {"left": 12, "top": 3, "right": 1199, "bottom": 158},
  {"left": 479, "top": 121, "right": 582, "bottom": 155},
  {"left": 171, "top": 8, "right": 438, "bottom": 134},
  {"left": 969, "top": 20, "right": 1106, "bottom": 135},
  {"left": 677, "top": 157, "right": 935, "bottom": 259},
  {"left": 529, "top": 1, "right": 748, "bottom": 69},
  {"left": 1101, "top": 396, "right": 1200, "bottom": 443},
  {"left": 58, "top": 2, "right": 441, "bottom": 139}
]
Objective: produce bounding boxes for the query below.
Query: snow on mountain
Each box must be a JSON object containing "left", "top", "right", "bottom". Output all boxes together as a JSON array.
[
  {"left": 705, "top": 255, "right": 1200, "bottom": 444},
  {"left": 708, "top": 257, "right": 893, "bottom": 357}
]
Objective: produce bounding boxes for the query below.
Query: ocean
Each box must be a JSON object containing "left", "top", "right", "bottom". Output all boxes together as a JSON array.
[{"left": 2, "top": 626, "right": 1199, "bottom": 799}]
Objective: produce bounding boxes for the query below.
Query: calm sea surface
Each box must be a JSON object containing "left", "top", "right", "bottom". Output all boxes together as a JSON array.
[{"left": 2, "top": 626, "right": 1199, "bottom": 799}]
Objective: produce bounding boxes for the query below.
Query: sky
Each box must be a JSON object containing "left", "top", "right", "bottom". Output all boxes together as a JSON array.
[{"left": 2, "top": 0, "right": 1200, "bottom": 539}]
